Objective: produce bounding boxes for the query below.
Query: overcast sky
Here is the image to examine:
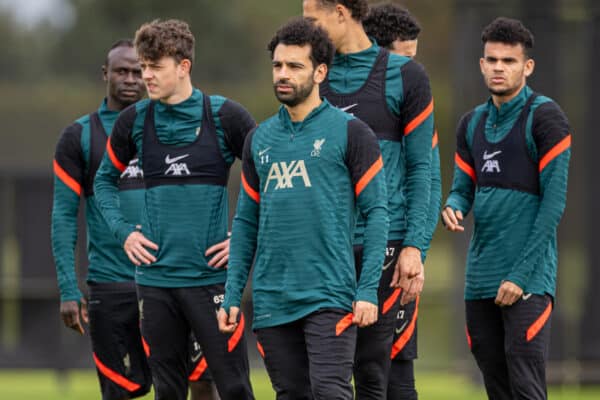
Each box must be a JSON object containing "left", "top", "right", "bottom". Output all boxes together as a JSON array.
[{"left": 0, "top": 0, "right": 74, "bottom": 28}]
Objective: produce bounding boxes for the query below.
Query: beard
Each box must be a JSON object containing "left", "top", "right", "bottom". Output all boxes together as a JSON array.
[
  {"left": 488, "top": 85, "right": 520, "bottom": 98},
  {"left": 273, "top": 78, "right": 315, "bottom": 107}
]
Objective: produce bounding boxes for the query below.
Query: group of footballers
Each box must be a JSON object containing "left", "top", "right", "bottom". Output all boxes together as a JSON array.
[{"left": 51, "top": 1, "right": 571, "bottom": 400}]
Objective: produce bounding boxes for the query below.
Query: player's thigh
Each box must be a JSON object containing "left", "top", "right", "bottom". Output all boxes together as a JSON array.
[
  {"left": 88, "top": 282, "right": 152, "bottom": 399},
  {"left": 502, "top": 294, "right": 552, "bottom": 359},
  {"left": 256, "top": 319, "right": 312, "bottom": 399},
  {"left": 304, "top": 308, "right": 356, "bottom": 400},
  {"left": 390, "top": 299, "right": 419, "bottom": 361},
  {"left": 136, "top": 285, "right": 190, "bottom": 400},
  {"left": 177, "top": 284, "right": 253, "bottom": 400},
  {"left": 465, "top": 299, "right": 506, "bottom": 360}
]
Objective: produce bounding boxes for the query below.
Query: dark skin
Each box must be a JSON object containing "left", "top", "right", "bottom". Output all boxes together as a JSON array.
[{"left": 59, "top": 45, "right": 144, "bottom": 336}]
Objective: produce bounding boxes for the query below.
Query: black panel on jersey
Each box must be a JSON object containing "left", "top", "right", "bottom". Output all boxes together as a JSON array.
[
  {"left": 109, "top": 104, "right": 138, "bottom": 168},
  {"left": 472, "top": 94, "right": 540, "bottom": 195},
  {"left": 399, "top": 60, "right": 433, "bottom": 131},
  {"left": 320, "top": 49, "right": 402, "bottom": 142},
  {"left": 142, "top": 94, "right": 228, "bottom": 189},
  {"left": 531, "top": 101, "right": 571, "bottom": 158},
  {"left": 54, "top": 123, "right": 84, "bottom": 186},
  {"left": 85, "top": 112, "right": 144, "bottom": 196},
  {"left": 218, "top": 99, "right": 256, "bottom": 160},
  {"left": 456, "top": 110, "right": 476, "bottom": 166},
  {"left": 241, "top": 127, "right": 260, "bottom": 193},
  {"left": 84, "top": 112, "right": 107, "bottom": 196},
  {"left": 345, "top": 119, "right": 382, "bottom": 188}
]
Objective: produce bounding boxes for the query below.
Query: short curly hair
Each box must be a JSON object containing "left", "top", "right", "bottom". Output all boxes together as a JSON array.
[
  {"left": 268, "top": 17, "right": 335, "bottom": 68},
  {"left": 482, "top": 17, "right": 534, "bottom": 57},
  {"left": 134, "top": 19, "right": 195, "bottom": 65},
  {"left": 317, "top": 0, "right": 369, "bottom": 22},
  {"left": 363, "top": 3, "right": 421, "bottom": 48}
]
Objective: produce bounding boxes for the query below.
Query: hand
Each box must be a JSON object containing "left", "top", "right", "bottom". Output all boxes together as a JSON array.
[
  {"left": 205, "top": 237, "right": 230, "bottom": 268},
  {"left": 400, "top": 267, "right": 424, "bottom": 306},
  {"left": 352, "top": 301, "right": 378, "bottom": 328},
  {"left": 217, "top": 306, "right": 240, "bottom": 333},
  {"left": 391, "top": 246, "right": 422, "bottom": 288},
  {"left": 124, "top": 231, "right": 158, "bottom": 266},
  {"left": 495, "top": 281, "right": 523, "bottom": 307},
  {"left": 441, "top": 207, "right": 465, "bottom": 232},
  {"left": 60, "top": 298, "right": 89, "bottom": 335}
]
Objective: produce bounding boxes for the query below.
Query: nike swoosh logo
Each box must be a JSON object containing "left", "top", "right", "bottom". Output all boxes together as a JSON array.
[
  {"left": 190, "top": 353, "right": 203, "bottom": 363},
  {"left": 340, "top": 103, "right": 358, "bottom": 113},
  {"left": 395, "top": 321, "right": 409, "bottom": 335},
  {"left": 382, "top": 259, "right": 395, "bottom": 271},
  {"left": 165, "top": 154, "right": 190, "bottom": 164},
  {"left": 522, "top": 293, "right": 532, "bottom": 300},
  {"left": 258, "top": 147, "right": 272, "bottom": 157},
  {"left": 483, "top": 150, "right": 502, "bottom": 160}
]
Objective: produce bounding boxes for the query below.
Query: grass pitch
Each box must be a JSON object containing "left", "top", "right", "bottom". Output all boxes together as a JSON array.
[{"left": 0, "top": 369, "right": 599, "bottom": 399}]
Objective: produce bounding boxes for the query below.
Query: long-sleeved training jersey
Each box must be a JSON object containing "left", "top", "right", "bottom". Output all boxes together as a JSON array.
[
  {"left": 52, "top": 99, "right": 144, "bottom": 302},
  {"left": 445, "top": 86, "right": 571, "bottom": 299},
  {"left": 422, "top": 130, "right": 442, "bottom": 259},
  {"left": 223, "top": 100, "right": 389, "bottom": 329},
  {"left": 321, "top": 41, "right": 434, "bottom": 251},
  {"left": 94, "top": 89, "right": 255, "bottom": 288}
]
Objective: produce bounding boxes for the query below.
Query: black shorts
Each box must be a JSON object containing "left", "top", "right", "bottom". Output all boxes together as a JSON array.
[
  {"left": 353, "top": 240, "right": 403, "bottom": 399},
  {"left": 466, "top": 294, "right": 553, "bottom": 400},
  {"left": 87, "top": 281, "right": 152, "bottom": 400},
  {"left": 137, "top": 284, "right": 253, "bottom": 400}
]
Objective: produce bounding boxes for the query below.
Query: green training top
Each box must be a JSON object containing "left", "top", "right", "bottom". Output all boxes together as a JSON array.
[
  {"left": 446, "top": 86, "right": 571, "bottom": 299},
  {"left": 326, "top": 41, "right": 434, "bottom": 251},
  {"left": 224, "top": 100, "right": 389, "bottom": 329},
  {"left": 94, "top": 89, "right": 255, "bottom": 288},
  {"left": 51, "top": 99, "right": 144, "bottom": 302}
]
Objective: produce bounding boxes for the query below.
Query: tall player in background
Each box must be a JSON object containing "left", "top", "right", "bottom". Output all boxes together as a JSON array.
[
  {"left": 364, "top": 4, "right": 442, "bottom": 399},
  {"left": 303, "top": 1, "right": 435, "bottom": 397},
  {"left": 51, "top": 39, "right": 151, "bottom": 400},
  {"left": 442, "top": 17, "right": 571, "bottom": 399}
]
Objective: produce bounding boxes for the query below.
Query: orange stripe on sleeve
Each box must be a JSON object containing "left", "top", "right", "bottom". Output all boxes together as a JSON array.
[
  {"left": 526, "top": 302, "right": 553, "bottom": 342},
  {"left": 432, "top": 130, "right": 439, "bottom": 149},
  {"left": 382, "top": 289, "right": 401, "bottom": 315},
  {"left": 539, "top": 134, "right": 571, "bottom": 172},
  {"left": 53, "top": 159, "right": 81, "bottom": 196},
  {"left": 188, "top": 357, "right": 208, "bottom": 381},
  {"left": 256, "top": 341, "right": 265, "bottom": 359},
  {"left": 454, "top": 153, "right": 476, "bottom": 182},
  {"left": 228, "top": 313, "right": 245, "bottom": 352},
  {"left": 106, "top": 139, "right": 127, "bottom": 172},
  {"left": 336, "top": 313, "right": 354, "bottom": 336},
  {"left": 241, "top": 172, "right": 260, "bottom": 203},
  {"left": 404, "top": 99, "right": 434, "bottom": 136},
  {"left": 355, "top": 156, "right": 383, "bottom": 197},
  {"left": 93, "top": 352, "right": 141, "bottom": 392},
  {"left": 390, "top": 297, "right": 420, "bottom": 359}
]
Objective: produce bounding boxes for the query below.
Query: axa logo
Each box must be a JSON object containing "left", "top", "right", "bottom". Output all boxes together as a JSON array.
[
  {"left": 264, "top": 160, "right": 312, "bottom": 192},
  {"left": 311, "top": 138, "right": 326, "bottom": 157},
  {"left": 165, "top": 154, "right": 191, "bottom": 176},
  {"left": 481, "top": 150, "right": 502, "bottom": 173},
  {"left": 121, "top": 158, "right": 143, "bottom": 179}
]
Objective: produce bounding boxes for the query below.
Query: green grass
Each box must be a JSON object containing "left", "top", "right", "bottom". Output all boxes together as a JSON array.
[{"left": 0, "top": 369, "right": 598, "bottom": 399}]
